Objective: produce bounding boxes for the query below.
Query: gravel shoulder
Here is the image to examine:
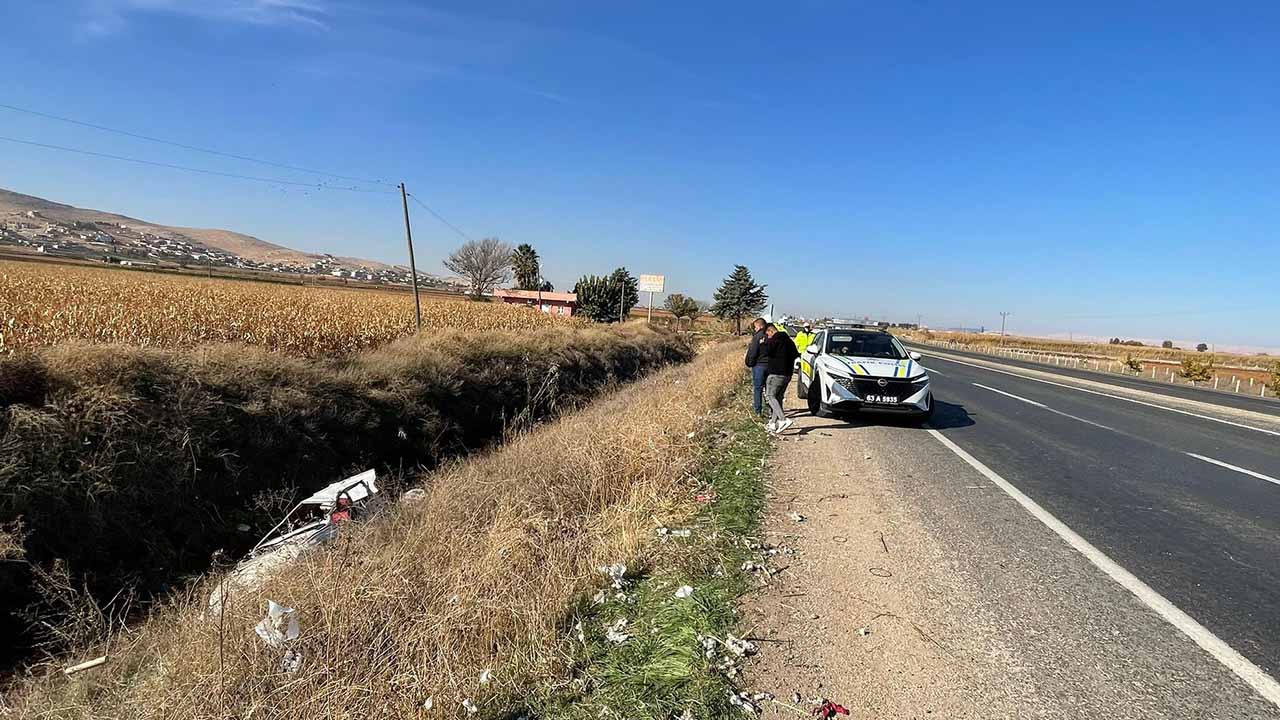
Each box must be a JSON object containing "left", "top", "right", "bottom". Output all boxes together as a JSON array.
[{"left": 741, "top": 395, "right": 1279, "bottom": 719}]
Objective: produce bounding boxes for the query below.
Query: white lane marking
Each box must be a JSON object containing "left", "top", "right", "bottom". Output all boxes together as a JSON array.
[
  {"left": 972, "top": 382, "right": 1046, "bottom": 407},
  {"left": 926, "top": 429, "right": 1280, "bottom": 709},
  {"left": 971, "top": 382, "right": 1116, "bottom": 432},
  {"left": 1185, "top": 453, "right": 1280, "bottom": 488},
  {"left": 923, "top": 367, "right": 945, "bottom": 376},
  {"left": 920, "top": 352, "right": 1280, "bottom": 438}
]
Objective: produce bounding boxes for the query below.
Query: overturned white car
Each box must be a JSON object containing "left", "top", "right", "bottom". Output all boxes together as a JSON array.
[
  {"left": 208, "top": 470, "right": 378, "bottom": 615},
  {"left": 796, "top": 326, "right": 933, "bottom": 422}
]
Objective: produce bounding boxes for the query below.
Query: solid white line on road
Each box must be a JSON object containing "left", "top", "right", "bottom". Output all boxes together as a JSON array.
[
  {"left": 921, "top": 352, "right": 1280, "bottom": 438},
  {"left": 971, "top": 383, "right": 1116, "bottom": 432},
  {"left": 1185, "top": 453, "right": 1280, "bottom": 488},
  {"left": 924, "top": 367, "right": 945, "bottom": 376},
  {"left": 926, "top": 429, "right": 1280, "bottom": 710}
]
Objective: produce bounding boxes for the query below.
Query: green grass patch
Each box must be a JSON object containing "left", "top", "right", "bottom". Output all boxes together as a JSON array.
[{"left": 533, "top": 398, "right": 770, "bottom": 719}]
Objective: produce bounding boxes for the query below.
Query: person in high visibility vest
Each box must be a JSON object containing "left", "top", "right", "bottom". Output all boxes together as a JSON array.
[{"left": 794, "top": 323, "right": 815, "bottom": 354}]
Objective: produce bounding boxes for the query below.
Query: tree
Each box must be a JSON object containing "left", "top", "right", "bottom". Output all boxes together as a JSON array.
[
  {"left": 1178, "top": 355, "right": 1215, "bottom": 383},
  {"left": 539, "top": 280, "right": 554, "bottom": 292},
  {"left": 443, "top": 238, "right": 513, "bottom": 298},
  {"left": 1161, "top": 340, "right": 1175, "bottom": 349},
  {"left": 1196, "top": 343, "right": 1209, "bottom": 353},
  {"left": 663, "top": 292, "right": 703, "bottom": 329},
  {"left": 710, "top": 265, "right": 768, "bottom": 334},
  {"left": 573, "top": 267, "right": 639, "bottom": 323},
  {"left": 511, "top": 243, "right": 542, "bottom": 291}
]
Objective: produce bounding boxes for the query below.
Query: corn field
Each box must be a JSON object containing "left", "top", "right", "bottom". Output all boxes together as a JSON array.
[{"left": 0, "top": 260, "right": 577, "bottom": 356}]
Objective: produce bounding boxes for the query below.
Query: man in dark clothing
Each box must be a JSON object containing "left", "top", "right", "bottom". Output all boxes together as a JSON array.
[
  {"left": 743, "top": 317, "right": 770, "bottom": 416},
  {"left": 762, "top": 323, "right": 800, "bottom": 433}
]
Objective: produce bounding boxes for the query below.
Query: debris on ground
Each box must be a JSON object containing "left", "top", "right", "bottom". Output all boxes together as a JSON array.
[
  {"left": 674, "top": 585, "right": 695, "bottom": 599},
  {"left": 479, "top": 668, "right": 493, "bottom": 684},
  {"left": 254, "top": 600, "right": 299, "bottom": 648},
  {"left": 599, "top": 562, "right": 628, "bottom": 589},
  {"left": 857, "top": 626, "right": 871, "bottom": 636},
  {"left": 605, "top": 618, "right": 630, "bottom": 644},
  {"left": 462, "top": 698, "right": 478, "bottom": 714},
  {"left": 813, "top": 699, "right": 851, "bottom": 718},
  {"left": 62, "top": 655, "right": 108, "bottom": 676},
  {"left": 788, "top": 512, "right": 806, "bottom": 523}
]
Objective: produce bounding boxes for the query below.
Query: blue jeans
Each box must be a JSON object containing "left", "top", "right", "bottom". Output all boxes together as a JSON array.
[{"left": 751, "top": 365, "right": 769, "bottom": 415}]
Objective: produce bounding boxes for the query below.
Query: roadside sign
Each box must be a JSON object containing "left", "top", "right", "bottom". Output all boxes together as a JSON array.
[{"left": 638, "top": 274, "right": 665, "bottom": 293}]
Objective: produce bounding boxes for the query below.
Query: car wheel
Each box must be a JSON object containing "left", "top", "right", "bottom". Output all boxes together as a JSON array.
[{"left": 807, "top": 374, "right": 830, "bottom": 417}]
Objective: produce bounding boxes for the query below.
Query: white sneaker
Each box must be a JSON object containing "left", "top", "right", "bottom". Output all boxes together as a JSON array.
[
  {"left": 776, "top": 418, "right": 794, "bottom": 434},
  {"left": 765, "top": 420, "right": 778, "bottom": 433}
]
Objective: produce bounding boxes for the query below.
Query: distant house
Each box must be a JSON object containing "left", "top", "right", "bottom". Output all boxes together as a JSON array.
[{"left": 494, "top": 288, "right": 577, "bottom": 317}]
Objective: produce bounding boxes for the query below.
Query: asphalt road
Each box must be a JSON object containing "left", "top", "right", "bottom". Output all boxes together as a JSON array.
[
  {"left": 913, "top": 342, "right": 1279, "bottom": 414},
  {"left": 898, "top": 346, "right": 1280, "bottom": 714}
]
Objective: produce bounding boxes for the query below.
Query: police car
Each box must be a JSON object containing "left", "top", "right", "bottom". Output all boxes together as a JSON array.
[{"left": 796, "top": 325, "right": 934, "bottom": 422}]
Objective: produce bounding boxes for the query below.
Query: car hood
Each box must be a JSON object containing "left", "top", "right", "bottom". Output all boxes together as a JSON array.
[{"left": 823, "top": 356, "right": 926, "bottom": 379}]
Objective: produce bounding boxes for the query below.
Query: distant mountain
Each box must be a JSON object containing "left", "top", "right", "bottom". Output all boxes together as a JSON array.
[{"left": 0, "top": 187, "right": 396, "bottom": 273}]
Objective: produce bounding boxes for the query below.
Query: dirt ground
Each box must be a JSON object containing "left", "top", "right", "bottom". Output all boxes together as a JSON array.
[{"left": 739, "top": 399, "right": 1034, "bottom": 719}]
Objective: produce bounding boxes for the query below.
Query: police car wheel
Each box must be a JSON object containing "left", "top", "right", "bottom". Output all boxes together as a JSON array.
[
  {"left": 806, "top": 375, "right": 828, "bottom": 417},
  {"left": 917, "top": 392, "right": 935, "bottom": 425}
]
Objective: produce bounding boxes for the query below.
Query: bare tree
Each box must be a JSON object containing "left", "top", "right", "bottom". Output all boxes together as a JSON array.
[{"left": 444, "top": 238, "right": 513, "bottom": 298}]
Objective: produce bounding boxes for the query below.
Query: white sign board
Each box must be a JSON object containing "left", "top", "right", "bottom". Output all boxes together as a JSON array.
[{"left": 638, "top": 274, "right": 665, "bottom": 293}]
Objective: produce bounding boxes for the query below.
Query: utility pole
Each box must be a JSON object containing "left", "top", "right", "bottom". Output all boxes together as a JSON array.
[
  {"left": 399, "top": 183, "right": 422, "bottom": 331},
  {"left": 999, "top": 312, "right": 1012, "bottom": 345}
]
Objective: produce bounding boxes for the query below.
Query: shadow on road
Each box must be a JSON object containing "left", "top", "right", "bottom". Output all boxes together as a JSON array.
[{"left": 783, "top": 399, "right": 975, "bottom": 433}]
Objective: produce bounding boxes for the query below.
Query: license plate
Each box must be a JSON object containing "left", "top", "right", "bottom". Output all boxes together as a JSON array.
[{"left": 863, "top": 394, "right": 899, "bottom": 404}]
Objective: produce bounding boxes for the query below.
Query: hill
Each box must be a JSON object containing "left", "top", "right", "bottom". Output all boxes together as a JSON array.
[{"left": 0, "top": 187, "right": 400, "bottom": 277}]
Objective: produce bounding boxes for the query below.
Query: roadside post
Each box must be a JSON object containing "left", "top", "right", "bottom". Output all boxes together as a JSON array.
[{"left": 638, "top": 274, "right": 665, "bottom": 326}]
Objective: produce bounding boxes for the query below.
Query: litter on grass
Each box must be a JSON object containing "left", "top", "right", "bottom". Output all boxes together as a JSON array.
[
  {"left": 462, "top": 698, "right": 478, "bottom": 714},
  {"left": 674, "top": 585, "right": 695, "bottom": 599},
  {"left": 254, "top": 600, "right": 299, "bottom": 649},
  {"left": 814, "top": 700, "right": 851, "bottom": 718},
  {"left": 479, "top": 668, "right": 493, "bottom": 684},
  {"left": 788, "top": 512, "right": 806, "bottom": 523},
  {"left": 599, "top": 563, "right": 628, "bottom": 589},
  {"left": 605, "top": 618, "right": 630, "bottom": 644}
]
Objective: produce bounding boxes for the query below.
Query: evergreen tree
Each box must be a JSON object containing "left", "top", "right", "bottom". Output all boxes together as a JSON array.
[
  {"left": 511, "top": 244, "right": 542, "bottom": 291},
  {"left": 710, "top": 265, "right": 767, "bottom": 334},
  {"left": 573, "top": 267, "right": 639, "bottom": 323}
]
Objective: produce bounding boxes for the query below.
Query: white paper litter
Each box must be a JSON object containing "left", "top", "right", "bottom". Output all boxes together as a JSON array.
[
  {"left": 674, "top": 585, "right": 695, "bottom": 599},
  {"left": 598, "top": 563, "right": 628, "bottom": 589},
  {"left": 462, "top": 698, "right": 478, "bottom": 714},
  {"left": 254, "top": 600, "right": 300, "bottom": 648},
  {"left": 479, "top": 668, "right": 493, "bottom": 684},
  {"left": 605, "top": 618, "right": 630, "bottom": 644}
]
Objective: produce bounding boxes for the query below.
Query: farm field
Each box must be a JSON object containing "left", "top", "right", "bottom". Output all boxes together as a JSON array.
[{"left": 0, "top": 259, "right": 576, "bottom": 356}]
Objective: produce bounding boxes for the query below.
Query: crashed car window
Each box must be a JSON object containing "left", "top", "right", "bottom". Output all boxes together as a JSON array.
[{"left": 827, "top": 333, "right": 906, "bottom": 359}]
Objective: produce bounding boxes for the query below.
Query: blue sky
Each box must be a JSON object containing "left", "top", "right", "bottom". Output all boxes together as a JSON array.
[{"left": 2, "top": 1, "right": 1279, "bottom": 349}]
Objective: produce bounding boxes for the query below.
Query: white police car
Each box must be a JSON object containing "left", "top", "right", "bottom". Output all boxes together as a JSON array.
[{"left": 796, "top": 326, "right": 933, "bottom": 422}]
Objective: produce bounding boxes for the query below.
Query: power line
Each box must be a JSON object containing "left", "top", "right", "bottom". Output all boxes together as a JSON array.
[
  {"left": 0, "top": 134, "right": 396, "bottom": 194},
  {"left": 406, "top": 192, "right": 474, "bottom": 243},
  {"left": 0, "top": 101, "right": 396, "bottom": 188}
]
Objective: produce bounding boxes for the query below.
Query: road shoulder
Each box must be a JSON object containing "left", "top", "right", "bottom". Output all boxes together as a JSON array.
[{"left": 741, "top": 396, "right": 1278, "bottom": 719}]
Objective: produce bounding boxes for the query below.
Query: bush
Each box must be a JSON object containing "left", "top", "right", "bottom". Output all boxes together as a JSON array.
[
  {"left": 0, "top": 325, "right": 692, "bottom": 664},
  {"left": 1178, "top": 355, "right": 1215, "bottom": 383},
  {"left": 1270, "top": 362, "right": 1280, "bottom": 395},
  {"left": 1123, "top": 354, "right": 1143, "bottom": 373}
]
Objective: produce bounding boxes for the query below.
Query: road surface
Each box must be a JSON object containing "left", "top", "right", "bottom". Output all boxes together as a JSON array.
[{"left": 746, "top": 348, "right": 1280, "bottom": 718}]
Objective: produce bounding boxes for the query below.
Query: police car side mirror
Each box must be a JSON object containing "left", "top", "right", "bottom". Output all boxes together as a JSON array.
[{"left": 909, "top": 351, "right": 922, "bottom": 361}]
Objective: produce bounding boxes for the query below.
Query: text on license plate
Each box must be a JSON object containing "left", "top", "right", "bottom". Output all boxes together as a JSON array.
[{"left": 863, "top": 394, "right": 899, "bottom": 404}]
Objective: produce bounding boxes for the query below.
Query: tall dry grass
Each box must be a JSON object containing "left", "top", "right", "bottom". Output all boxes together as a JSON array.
[
  {"left": 0, "top": 324, "right": 690, "bottom": 670},
  {"left": 908, "top": 329, "right": 1271, "bottom": 370},
  {"left": 5, "top": 341, "right": 747, "bottom": 719}
]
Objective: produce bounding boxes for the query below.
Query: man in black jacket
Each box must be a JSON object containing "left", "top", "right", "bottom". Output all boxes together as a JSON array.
[
  {"left": 762, "top": 323, "right": 800, "bottom": 433},
  {"left": 743, "top": 317, "right": 769, "bottom": 417}
]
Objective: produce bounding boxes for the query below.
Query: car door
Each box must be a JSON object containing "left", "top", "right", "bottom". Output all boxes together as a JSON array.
[{"left": 801, "top": 330, "right": 824, "bottom": 387}]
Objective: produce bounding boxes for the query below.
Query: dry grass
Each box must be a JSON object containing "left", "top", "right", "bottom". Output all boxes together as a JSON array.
[
  {"left": 1, "top": 325, "right": 692, "bottom": 670},
  {"left": 5, "top": 341, "right": 747, "bottom": 719},
  {"left": 0, "top": 260, "right": 580, "bottom": 356},
  {"left": 907, "top": 329, "right": 1272, "bottom": 370}
]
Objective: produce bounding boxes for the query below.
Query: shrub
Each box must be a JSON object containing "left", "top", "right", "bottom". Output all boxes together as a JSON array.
[
  {"left": 1270, "top": 362, "right": 1280, "bottom": 395},
  {"left": 1123, "top": 354, "right": 1143, "bottom": 373},
  {"left": 1178, "top": 355, "right": 1215, "bottom": 383}
]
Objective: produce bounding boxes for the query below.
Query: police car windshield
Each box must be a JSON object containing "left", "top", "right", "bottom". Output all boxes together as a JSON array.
[{"left": 826, "top": 332, "right": 905, "bottom": 359}]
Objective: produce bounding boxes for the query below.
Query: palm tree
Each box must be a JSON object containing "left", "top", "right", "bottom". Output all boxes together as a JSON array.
[{"left": 511, "top": 244, "right": 541, "bottom": 291}]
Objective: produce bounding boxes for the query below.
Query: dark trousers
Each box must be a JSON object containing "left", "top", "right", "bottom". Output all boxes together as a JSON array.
[{"left": 751, "top": 365, "right": 769, "bottom": 415}]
